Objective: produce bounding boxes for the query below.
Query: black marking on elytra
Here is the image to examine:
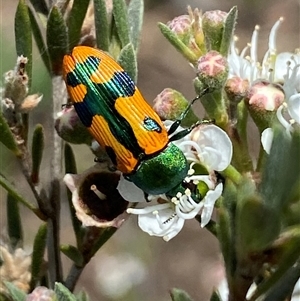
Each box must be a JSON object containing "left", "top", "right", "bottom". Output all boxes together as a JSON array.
[
  {"left": 70, "top": 56, "right": 144, "bottom": 159},
  {"left": 105, "top": 146, "right": 117, "bottom": 166},
  {"left": 143, "top": 117, "right": 162, "bottom": 132},
  {"left": 66, "top": 55, "right": 100, "bottom": 87}
]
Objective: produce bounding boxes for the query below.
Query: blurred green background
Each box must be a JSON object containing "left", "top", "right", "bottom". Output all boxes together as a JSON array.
[{"left": 0, "top": 0, "right": 299, "bottom": 300}]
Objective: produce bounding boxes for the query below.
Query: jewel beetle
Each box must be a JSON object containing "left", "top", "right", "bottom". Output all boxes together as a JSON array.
[{"left": 63, "top": 46, "right": 207, "bottom": 197}]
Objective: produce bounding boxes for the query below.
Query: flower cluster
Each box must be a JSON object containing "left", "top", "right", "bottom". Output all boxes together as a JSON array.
[{"left": 124, "top": 122, "right": 232, "bottom": 241}]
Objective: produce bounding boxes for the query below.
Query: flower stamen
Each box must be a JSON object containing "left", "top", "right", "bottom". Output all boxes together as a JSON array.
[{"left": 90, "top": 184, "right": 106, "bottom": 200}]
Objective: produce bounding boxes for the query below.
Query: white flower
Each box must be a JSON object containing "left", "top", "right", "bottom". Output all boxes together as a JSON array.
[
  {"left": 231, "top": 18, "right": 299, "bottom": 151},
  {"left": 64, "top": 164, "right": 129, "bottom": 228},
  {"left": 124, "top": 123, "right": 232, "bottom": 241}
]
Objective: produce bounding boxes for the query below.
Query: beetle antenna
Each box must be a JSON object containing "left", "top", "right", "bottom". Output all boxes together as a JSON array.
[{"left": 168, "top": 88, "right": 209, "bottom": 135}]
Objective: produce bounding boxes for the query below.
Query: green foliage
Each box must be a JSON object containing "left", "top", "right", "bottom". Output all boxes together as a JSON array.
[
  {"left": 4, "top": 282, "right": 26, "bottom": 301},
  {"left": 54, "top": 283, "right": 77, "bottom": 301},
  {"left": 46, "top": 6, "right": 68, "bottom": 75},
  {"left": 15, "top": 0, "right": 32, "bottom": 89},
  {"left": 30, "top": 224, "right": 48, "bottom": 290},
  {"left": 94, "top": 0, "right": 110, "bottom": 51},
  {"left": 31, "top": 124, "right": 45, "bottom": 184},
  {"left": 170, "top": 288, "right": 194, "bottom": 301},
  {"left": 1, "top": 1, "right": 299, "bottom": 301},
  {"left": 0, "top": 112, "right": 21, "bottom": 156},
  {"left": 6, "top": 193, "right": 23, "bottom": 249}
]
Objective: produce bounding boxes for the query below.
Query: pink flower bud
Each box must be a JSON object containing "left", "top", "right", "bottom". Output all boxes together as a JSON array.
[
  {"left": 153, "top": 88, "right": 189, "bottom": 120},
  {"left": 55, "top": 105, "right": 93, "bottom": 145},
  {"left": 202, "top": 10, "right": 228, "bottom": 51},
  {"left": 225, "top": 76, "right": 250, "bottom": 103},
  {"left": 197, "top": 51, "right": 229, "bottom": 89},
  {"left": 247, "top": 80, "right": 284, "bottom": 112},
  {"left": 167, "top": 15, "right": 192, "bottom": 43}
]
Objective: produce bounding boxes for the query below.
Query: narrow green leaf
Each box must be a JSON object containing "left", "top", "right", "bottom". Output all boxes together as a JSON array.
[
  {"left": 15, "top": 0, "right": 32, "bottom": 89},
  {"left": 64, "top": 143, "right": 77, "bottom": 174},
  {"left": 210, "top": 291, "right": 222, "bottom": 301},
  {"left": 0, "top": 174, "right": 43, "bottom": 219},
  {"left": 218, "top": 207, "right": 235, "bottom": 279},
  {"left": 46, "top": 6, "right": 68, "bottom": 75},
  {"left": 76, "top": 290, "right": 90, "bottom": 301},
  {"left": 64, "top": 144, "right": 83, "bottom": 248},
  {"left": 54, "top": 283, "right": 77, "bottom": 301},
  {"left": 158, "top": 23, "right": 198, "bottom": 64},
  {"left": 127, "top": 0, "right": 144, "bottom": 50},
  {"left": 94, "top": 0, "right": 110, "bottom": 51},
  {"left": 28, "top": 7, "right": 51, "bottom": 73},
  {"left": 60, "top": 244, "right": 84, "bottom": 266},
  {"left": 7, "top": 193, "right": 23, "bottom": 249},
  {"left": 30, "top": 223, "right": 48, "bottom": 290},
  {"left": 31, "top": 124, "right": 45, "bottom": 184},
  {"left": 219, "top": 6, "right": 237, "bottom": 56},
  {"left": 236, "top": 197, "right": 280, "bottom": 253},
  {"left": 112, "top": 0, "right": 130, "bottom": 48},
  {"left": 4, "top": 282, "right": 26, "bottom": 301},
  {"left": 170, "top": 288, "right": 194, "bottom": 301},
  {"left": 260, "top": 126, "right": 300, "bottom": 210},
  {"left": 28, "top": 0, "right": 49, "bottom": 15},
  {"left": 250, "top": 227, "right": 300, "bottom": 300},
  {"left": 67, "top": 0, "right": 90, "bottom": 49},
  {"left": 264, "top": 264, "right": 300, "bottom": 301},
  {"left": 0, "top": 112, "right": 21, "bottom": 156},
  {"left": 117, "top": 43, "right": 137, "bottom": 83}
]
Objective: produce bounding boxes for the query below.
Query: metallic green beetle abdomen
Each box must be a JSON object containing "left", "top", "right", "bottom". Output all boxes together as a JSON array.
[{"left": 126, "top": 143, "right": 188, "bottom": 195}]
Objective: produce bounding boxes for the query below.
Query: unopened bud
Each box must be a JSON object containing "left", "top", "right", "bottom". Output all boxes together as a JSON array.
[
  {"left": 202, "top": 10, "right": 228, "bottom": 51},
  {"left": 196, "top": 50, "right": 228, "bottom": 89},
  {"left": 55, "top": 105, "right": 93, "bottom": 145}
]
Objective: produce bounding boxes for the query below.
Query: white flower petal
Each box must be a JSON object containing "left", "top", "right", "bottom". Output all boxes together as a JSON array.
[
  {"left": 201, "top": 183, "right": 223, "bottom": 227},
  {"left": 287, "top": 93, "right": 300, "bottom": 124},
  {"left": 117, "top": 174, "right": 146, "bottom": 202},
  {"left": 261, "top": 128, "right": 274, "bottom": 154},
  {"left": 137, "top": 208, "right": 185, "bottom": 241},
  {"left": 190, "top": 125, "right": 233, "bottom": 171}
]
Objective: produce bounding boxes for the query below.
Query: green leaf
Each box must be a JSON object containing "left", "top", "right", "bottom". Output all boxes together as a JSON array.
[
  {"left": 94, "top": 0, "right": 110, "bottom": 51},
  {"left": 76, "top": 290, "right": 90, "bottom": 301},
  {"left": 250, "top": 226, "right": 300, "bottom": 300},
  {"left": 30, "top": 223, "right": 48, "bottom": 290},
  {"left": 31, "top": 124, "right": 44, "bottom": 184},
  {"left": 127, "top": 0, "right": 144, "bottom": 50},
  {"left": 4, "top": 282, "right": 26, "bottom": 301},
  {"left": 236, "top": 196, "right": 281, "bottom": 253},
  {"left": 0, "top": 111, "right": 21, "bottom": 156},
  {"left": 170, "top": 288, "right": 194, "bottom": 301},
  {"left": 60, "top": 244, "right": 84, "bottom": 266},
  {"left": 54, "top": 283, "right": 77, "bottom": 301},
  {"left": 263, "top": 264, "right": 300, "bottom": 301},
  {"left": 7, "top": 193, "right": 23, "bottom": 249},
  {"left": 158, "top": 22, "right": 198, "bottom": 64},
  {"left": 64, "top": 144, "right": 84, "bottom": 248},
  {"left": 117, "top": 43, "right": 137, "bottom": 83},
  {"left": 28, "top": 0, "right": 49, "bottom": 15},
  {"left": 259, "top": 126, "right": 300, "bottom": 211},
  {"left": 28, "top": 7, "right": 51, "bottom": 73},
  {"left": 209, "top": 291, "right": 222, "bottom": 301},
  {"left": 67, "top": 0, "right": 90, "bottom": 49},
  {"left": 112, "top": 0, "right": 130, "bottom": 48},
  {"left": 219, "top": 6, "right": 237, "bottom": 56},
  {"left": 15, "top": 0, "right": 32, "bottom": 89},
  {"left": 0, "top": 174, "right": 43, "bottom": 218},
  {"left": 46, "top": 6, "right": 68, "bottom": 75}
]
